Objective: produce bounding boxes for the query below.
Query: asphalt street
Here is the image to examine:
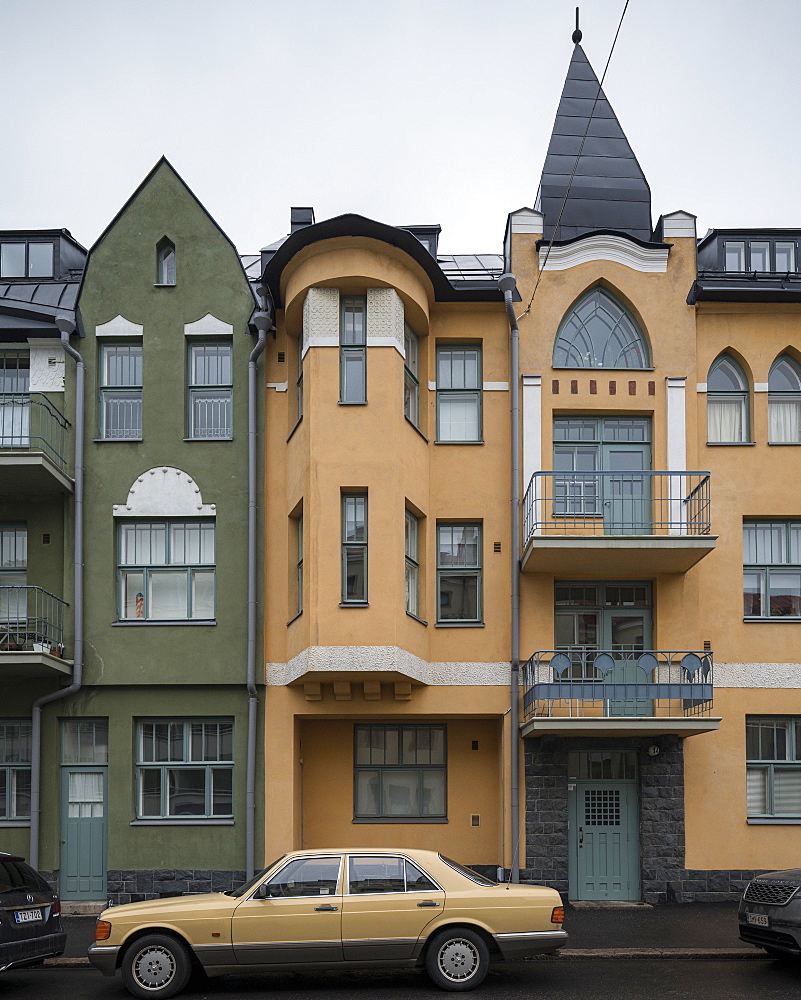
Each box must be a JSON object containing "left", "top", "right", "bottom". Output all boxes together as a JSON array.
[{"left": 2, "top": 959, "right": 800, "bottom": 1000}]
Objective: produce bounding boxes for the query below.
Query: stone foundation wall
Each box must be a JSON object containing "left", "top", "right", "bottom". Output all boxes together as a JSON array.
[{"left": 39, "top": 869, "right": 246, "bottom": 907}]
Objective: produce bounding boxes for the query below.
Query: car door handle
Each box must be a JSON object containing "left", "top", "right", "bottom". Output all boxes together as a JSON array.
[
  {"left": 417, "top": 900, "right": 441, "bottom": 907},
  {"left": 314, "top": 904, "right": 338, "bottom": 911}
]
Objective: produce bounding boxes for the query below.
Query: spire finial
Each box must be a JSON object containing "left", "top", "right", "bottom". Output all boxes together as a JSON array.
[{"left": 572, "top": 7, "right": 582, "bottom": 43}]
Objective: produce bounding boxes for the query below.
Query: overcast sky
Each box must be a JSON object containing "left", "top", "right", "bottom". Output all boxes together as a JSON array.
[{"left": 2, "top": 0, "right": 800, "bottom": 256}]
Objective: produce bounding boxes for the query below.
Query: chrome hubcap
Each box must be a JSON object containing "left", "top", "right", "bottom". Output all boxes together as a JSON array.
[
  {"left": 438, "top": 938, "right": 479, "bottom": 981},
  {"left": 133, "top": 946, "right": 175, "bottom": 990}
]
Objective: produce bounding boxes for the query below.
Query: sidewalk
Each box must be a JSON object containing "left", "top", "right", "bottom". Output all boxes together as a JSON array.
[{"left": 49, "top": 901, "right": 764, "bottom": 967}]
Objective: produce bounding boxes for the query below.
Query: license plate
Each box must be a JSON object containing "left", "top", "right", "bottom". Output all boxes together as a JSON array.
[
  {"left": 14, "top": 909, "right": 42, "bottom": 924},
  {"left": 746, "top": 912, "right": 769, "bottom": 927}
]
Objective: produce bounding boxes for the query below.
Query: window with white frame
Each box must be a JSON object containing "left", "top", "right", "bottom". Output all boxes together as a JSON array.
[
  {"left": 744, "top": 521, "right": 801, "bottom": 618},
  {"left": 404, "top": 324, "right": 419, "bottom": 427},
  {"left": 0, "top": 721, "right": 31, "bottom": 820},
  {"left": 342, "top": 494, "right": 367, "bottom": 603},
  {"left": 354, "top": 724, "right": 446, "bottom": 819},
  {"left": 707, "top": 354, "right": 749, "bottom": 443},
  {"left": 340, "top": 295, "right": 366, "bottom": 403},
  {"left": 156, "top": 239, "right": 176, "bottom": 285},
  {"left": 188, "top": 342, "right": 232, "bottom": 439},
  {"left": 118, "top": 520, "right": 215, "bottom": 621},
  {"left": 405, "top": 510, "right": 419, "bottom": 617},
  {"left": 100, "top": 343, "right": 143, "bottom": 440},
  {"left": 136, "top": 719, "right": 233, "bottom": 819},
  {"left": 436, "top": 523, "right": 481, "bottom": 623},
  {"left": 746, "top": 717, "right": 801, "bottom": 818},
  {"left": 0, "top": 242, "right": 53, "bottom": 279},
  {"left": 768, "top": 356, "right": 801, "bottom": 443},
  {"left": 436, "top": 346, "right": 481, "bottom": 442}
]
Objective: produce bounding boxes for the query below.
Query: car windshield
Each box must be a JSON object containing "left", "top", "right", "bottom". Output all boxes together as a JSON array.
[
  {"left": 0, "top": 860, "right": 46, "bottom": 893},
  {"left": 439, "top": 856, "right": 497, "bottom": 886},
  {"left": 226, "top": 856, "right": 286, "bottom": 897}
]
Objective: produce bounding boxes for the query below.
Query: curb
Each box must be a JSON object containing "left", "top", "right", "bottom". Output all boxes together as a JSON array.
[{"left": 45, "top": 948, "right": 768, "bottom": 970}]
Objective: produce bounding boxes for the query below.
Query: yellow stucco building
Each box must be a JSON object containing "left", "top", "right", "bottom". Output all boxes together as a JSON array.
[{"left": 255, "top": 37, "right": 801, "bottom": 903}]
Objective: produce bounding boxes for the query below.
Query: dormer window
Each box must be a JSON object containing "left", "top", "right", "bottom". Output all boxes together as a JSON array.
[
  {"left": 723, "top": 239, "right": 798, "bottom": 273},
  {"left": 156, "top": 239, "right": 176, "bottom": 285},
  {"left": 0, "top": 242, "right": 53, "bottom": 279}
]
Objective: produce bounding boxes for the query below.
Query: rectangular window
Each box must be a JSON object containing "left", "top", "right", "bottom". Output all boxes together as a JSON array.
[
  {"left": 118, "top": 520, "right": 215, "bottom": 621},
  {"left": 404, "top": 324, "right": 419, "bottom": 427},
  {"left": 295, "top": 512, "right": 303, "bottom": 616},
  {"left": 136, "top": 719, "right": 233, "bottom": 819},
  {"left": 724, "top": 241, "right": 746, "bottom": 271},
  {"left": 341, "top": 494, "right": 367, "bottom": 603},
  {"left": 100, "top": 343, "right": 143, "bottom": 440},
  {"left": 0, "top": 721, "right": 32, "bottom": 820},
  {"left": 188, "top": 342, "right": 232, "bottom": 439},
  {"left": 746, "top": 717, "right": 801, "bottom": 818},
  {"left": 750, "top": 242, "right": 770, "bottom": 272},
  {"left": 296, "top": 337, "right": 303, "bottom": 422},
  {"left": 354, "top": 724, "right": 446, "bottom": 819},
  {"left": 437, "top": 523, "right": 481, "bottom": 623},
  {"left": 775, "top": 242, "right": 796, "bottom": 273},
  {"left": 405, "top": 510, "right": 419, "bottom": 617},
  {"left": 340, "top": 295, "right": 366, "bottom": 403},
  {"left": 27, "top": 243, "right": 54, "bottom": 278},
  {"left": 436, "top": 346, "right": 481, "bottom": 442},
  {"left": 0, "top": 525, "right": 27, "bottom": 631},
  {"left": 61, "top": 720, "right": 109, "bottom": 764},
  {"left": 0, "top": 352, "right": 31, "bottom": 449},
  {"left": 744, "top": 521, "right": 801, "bottom": 618}
]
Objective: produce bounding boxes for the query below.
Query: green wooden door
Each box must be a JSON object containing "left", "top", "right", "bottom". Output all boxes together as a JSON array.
[
  {"left": 569, "top": 780, "right": 640, "bottom": 901},
  {"left": 602, "top": 442, "right": 651, "bottom": 534},
  {"left": 602, "top": 609, "right": 653, "bottom": 716},
  {"left": 60, "top": 768, "right": 107, "bottom": 899}
]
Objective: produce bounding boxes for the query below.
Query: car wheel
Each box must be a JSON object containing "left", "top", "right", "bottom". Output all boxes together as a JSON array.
[
  {"left": 121, "top": 934, "right": 192, "bottom": 999},
  {"left": 425, "top": 928, "right": 490, "bottom": 991}
]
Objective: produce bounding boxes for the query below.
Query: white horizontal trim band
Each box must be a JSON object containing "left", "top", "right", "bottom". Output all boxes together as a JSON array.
[{"left": 267, "top": 382, "right": 288, "bottom": 392}]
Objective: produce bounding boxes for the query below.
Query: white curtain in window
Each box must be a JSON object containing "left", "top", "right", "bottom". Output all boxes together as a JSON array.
[
  {"left": 746, "top": 767, "right": 767, "bottom": 814},
  {"left": 0, "top": 398, "right": 30, "bottom": 447},
  {"left": 774, "top": 768, "right": 801, "bottom": 814},
  {"left": 769, "top": 400, "right": 801, "bottom": 442},
  {"left": 68, "top": 771, "right": 104, "bottom": 818},
  {"left": 707, "top": 398, "right": 743, "bottom": 442},
  {"left": 439, "top": 395, "right": 479, "bottom": 441}
]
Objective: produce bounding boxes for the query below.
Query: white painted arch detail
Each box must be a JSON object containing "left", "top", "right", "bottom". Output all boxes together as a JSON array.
[
  {"left": 113, "top": 466, "right": 216, "bottom": 517},
  {"left": 539, "top": 234, "right": 670, "bottom": 273},
  {"left": 95, "top": 315, "right": 143, "bottom": 338},
  {"left": 184, "top": 313, "right": 234, "bottom": 337}
]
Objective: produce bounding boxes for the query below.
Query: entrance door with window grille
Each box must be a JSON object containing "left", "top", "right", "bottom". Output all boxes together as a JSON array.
[{"left": 60, "top": 720, "right": 108, "bottom": 900}]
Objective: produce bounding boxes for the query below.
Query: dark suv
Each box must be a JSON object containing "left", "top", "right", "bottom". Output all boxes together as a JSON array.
[
  {"left": 0, "top": 852, "right": 66, "bottom": 972},
  {"left": 739, "top": 869, "right": 801, "bottom": 958}
]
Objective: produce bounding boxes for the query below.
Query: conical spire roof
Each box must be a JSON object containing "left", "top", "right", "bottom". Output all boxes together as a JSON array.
[{"left": 536, "top": 44, "right": 652, "bottom": 242}]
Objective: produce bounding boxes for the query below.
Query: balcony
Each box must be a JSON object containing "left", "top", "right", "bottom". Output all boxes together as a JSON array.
[
  {"left": 0, "top": 586, "right": 72, "bottom": 680},
  {"left": 0, "top": 393, "right": 72, "bottom": 494},
  {"left": 522, "top": 471, "right": 717, "bottom": 575},
  {"left": 521, "top": 648, "right": 720, "bottom": 737}
]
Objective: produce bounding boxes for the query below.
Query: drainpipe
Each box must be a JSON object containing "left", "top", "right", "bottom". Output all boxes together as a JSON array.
[
  {"left": 29, "top": 316, "right": 83, "bottom": 870},
  {"left": 246, "top": 291, "right": 271, "bottom": 879},
  {"left": 499, "top": 274, "right": 520, "bottom": 883}
]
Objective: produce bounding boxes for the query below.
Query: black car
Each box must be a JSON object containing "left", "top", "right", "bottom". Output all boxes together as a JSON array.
[
  {"left": 0, "top": 852, "right": 66, "bottom": 972},
  {"left": 739, "top": 868, "right": 801, "bottom": 958}
]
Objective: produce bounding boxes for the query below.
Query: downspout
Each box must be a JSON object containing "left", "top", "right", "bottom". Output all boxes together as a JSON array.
[
  {"left": 246, "top": 290, "right": 271, "bottom": 879},
  {"left": 29, "top": 316, "right": 83, "bottom": 870},
  {"left": 499, "top": 274, "right": 520, "bottom": 883}
]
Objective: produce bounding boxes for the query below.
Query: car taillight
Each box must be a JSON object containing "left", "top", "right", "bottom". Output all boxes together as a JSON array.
[
  {"left": 95, "top": 919, "right": 112, "bottom": 941},
  {"left": 52, "top": 898, "right": 61, "bottom": 917},
  {"left": 551, "top": 906, "right": 565, "bottom": 925}
]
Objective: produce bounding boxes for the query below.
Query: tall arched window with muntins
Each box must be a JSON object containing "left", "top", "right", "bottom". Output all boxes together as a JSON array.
[
  {"left": 553, "top": 288, "right": 650, "bottom": 369},
  {"left": 707, "top": 355, "right": 749, "bottom": 443},
  {"left": 769, "top": 355, "right": 801, "bottom": 443},
  {"left": 156, "top": 239, "right": 176, "bottom": 286}
]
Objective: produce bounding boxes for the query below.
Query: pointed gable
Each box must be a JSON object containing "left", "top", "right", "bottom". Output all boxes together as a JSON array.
[{"left": 536, "top": 44, "right": 652, "bottom": 243}]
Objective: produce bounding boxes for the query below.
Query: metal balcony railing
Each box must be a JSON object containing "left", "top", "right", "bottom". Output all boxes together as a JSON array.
[
  {"left": 0, "top": 393, "right": 70, "bottom": 472},
  {"left": 0, "top": 587, "right": 68, "bottom": 655},
  {"left": 523, "top": 471, "right": 711, "bottom": 541},
  {"left": 522, "top": 647, "right": 714, "bottom": 720}
]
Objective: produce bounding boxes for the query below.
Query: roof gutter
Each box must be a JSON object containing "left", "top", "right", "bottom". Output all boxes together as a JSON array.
[
  {"left": 246, "top": 291, "right": 272, "bottom": 879},
  {"left": 29, "top": 315, "right": 83, "bottom": 870},
  {"left": 499, "top": 273, "right": 520, "bottom": 883}
]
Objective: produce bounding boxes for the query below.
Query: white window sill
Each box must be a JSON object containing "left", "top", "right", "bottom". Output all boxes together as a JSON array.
[
  {"left": 112, "top": 619, "right": 216, "bottom": 627},
  {"left": 747, "top": 818, "right": 801, "bottom": 825},
  {"left": 130, "top": 818, "right": 234, "bottom": 826}
]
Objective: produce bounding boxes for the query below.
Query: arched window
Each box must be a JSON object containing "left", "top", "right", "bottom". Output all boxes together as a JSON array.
[
  {"left": 769, "top": 355, "right": 801, "bottom": 443},
  {"left": 156, "top": 238, "right": 176, "bottom": 285},
  {"left": 707, "top": 355, "right": 749, "bottom": 443},
  {"left": 553, "top": 288, "right": 649, "bottom": 369}
]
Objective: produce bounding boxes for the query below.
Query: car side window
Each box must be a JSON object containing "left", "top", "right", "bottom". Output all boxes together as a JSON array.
[
  {"left": 348, "top": 855, "right": 441, "bottom": 894},
  {"left": 262, "top": 856, "right": 341, "bottom": 898},
  {"left": 405, "top": 859, "right": 439, "bottom": 892}
]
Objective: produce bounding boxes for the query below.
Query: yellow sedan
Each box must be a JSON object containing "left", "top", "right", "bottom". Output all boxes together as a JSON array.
[{"left": 88, "top": 849, "right": 566, "bottom": 996}]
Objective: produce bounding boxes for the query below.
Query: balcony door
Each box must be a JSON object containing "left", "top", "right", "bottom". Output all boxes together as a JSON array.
[
  {"left": 554, "top": 417, "right": 651, "bottom": 534},
  {"left": 0, "top": 351, "right": 30, "bottom": 448}
]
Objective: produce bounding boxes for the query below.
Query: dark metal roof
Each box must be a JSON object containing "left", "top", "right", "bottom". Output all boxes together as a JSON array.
[
  {"left": 0, "top": 279, "right": 81, "bottom": 333},
  {"left": 261, "top": 215, "right": 505, "bottom": 306},
  {"left": 688, "top": 274, "right": 801, "bottom": 304},
  {"left": 536, "top": 44, "right": 652, "bottom": 243}
]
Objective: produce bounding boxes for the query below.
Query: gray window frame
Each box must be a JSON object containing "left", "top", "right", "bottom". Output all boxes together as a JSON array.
[
  {"left": 436, "top": 523, "right": 482, "bottom": 624},
  {"left": 187, "top": 341, "right": 233, "bottom": 440},
  {"left": 341, "top": 494, "right": 367, "bottom": 604},
  {"left": 135, "top": 718, "right": 233, "bottom": 820},
  {"left": 404, "top": 324, "right": 419, "bottom": 427},
  {"left": 156, "top": 239, "right": 176, "bottom": 286},
  {"left": 0, "top": 242, "right": 53, "bottom": 279},
  {"left": 743, "top": 520, "right": 801, "bottom": 619},
  {"left": 353, "top": 724, "right": 447, "bottom": 820},
  {"left": 552, "top": 288, "right": 650, "bottom": 370},
  {"left": 436, "top": 345, "right": 482, "bottom": 443},
  {"left": 340, "top": 295, "right": 367, "bottom": 404},
  {"left": 707, "top": 354, "right": 749, "bottom": 443},
  {"left": 99, "top": 342, "right": 143, "bottom": 441},
  {"left": 746, "top": 717, "right": 801, "bottom": 818},
  {"left": 405, "top": 510, "right": 419, "bottom": 617},
  {"left": 0, "top": 720, "right": 32, "bottom": 821},
  {"left": 768, "top": 355, "right": 801, "bottom": 443}
]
